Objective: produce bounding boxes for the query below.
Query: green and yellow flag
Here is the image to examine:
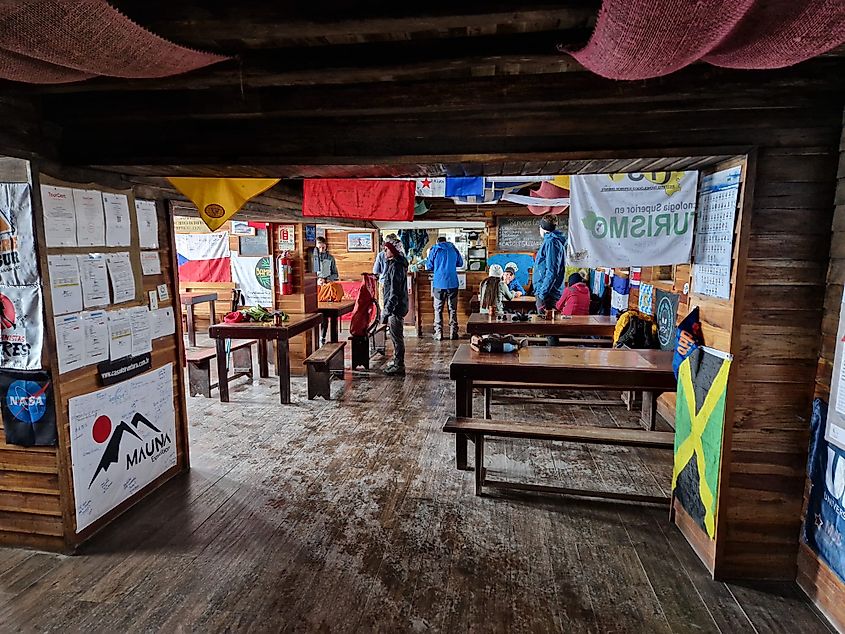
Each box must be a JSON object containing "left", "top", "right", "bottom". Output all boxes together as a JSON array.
[
  {"left": 167, "top": 178, "right": 280, "bottom": 231},
  {"left": 672, "top": 347, "right": 732, "bottom": 539}
]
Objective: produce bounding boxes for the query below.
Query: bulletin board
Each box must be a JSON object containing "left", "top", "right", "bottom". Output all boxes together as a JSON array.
[{"left": 496, "top": 216, "right": 542, "bottom": 252}]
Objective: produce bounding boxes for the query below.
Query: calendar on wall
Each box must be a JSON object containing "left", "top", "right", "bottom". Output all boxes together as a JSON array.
[{"left": 692, "top": 166, "right": 741, "bottom": 299}]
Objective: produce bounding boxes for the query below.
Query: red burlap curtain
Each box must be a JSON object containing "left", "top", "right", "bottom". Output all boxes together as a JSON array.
[
  {"left": 571, "top": 0, "right": 845, "bottom": 80},
  {"left": 0, "top": 0, "right": 228, "bottom": 84}
]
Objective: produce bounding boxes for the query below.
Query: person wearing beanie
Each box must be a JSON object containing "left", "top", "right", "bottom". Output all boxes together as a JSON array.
[
  {"left": 479, "top": 263, "right": 514, "bottom": 315},
  {"left": 425, "top": 236, "right": 464, "bottom": 340},
  {"left": 373, "top": 233, "right": 404, "bottom": 309},
  {"left": 533, "top": 214, "right": 567, "bottom": 312},
  {"left": 381, "top": 241, "right": 409, "bottom": 376},
  {"left": 502, "top": 263, "right": 525, "bottom": 297},
  {"left": 555, "top": 271, "right": 591, "bottom": 316}
]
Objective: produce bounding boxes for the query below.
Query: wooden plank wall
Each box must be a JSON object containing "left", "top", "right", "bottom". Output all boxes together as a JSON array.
[
  {"left": 325, "top": 229, "right": 377, "bottom": 280},
  {"left": 795, "top": 119, "right": 845, "bottom": 629}
]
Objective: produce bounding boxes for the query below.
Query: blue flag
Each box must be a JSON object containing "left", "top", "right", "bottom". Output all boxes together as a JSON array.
[{"left": 445, "top": 177, "right": 484, "bottom": 197}]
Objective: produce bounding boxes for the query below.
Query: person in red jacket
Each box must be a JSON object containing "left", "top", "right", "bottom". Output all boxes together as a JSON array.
[{"left": 555, "top": 272, "right": 591, "bottom": 316}]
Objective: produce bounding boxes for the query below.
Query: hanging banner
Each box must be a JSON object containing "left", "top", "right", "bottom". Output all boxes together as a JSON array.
[
  {"left": 175, "top": 232, "right": 231, "bottom": 283},
  {"left": 69, "top": 363, "right": 177, "bottom": 532},
  {"left": 673, "top": 346, "right": 732, "bottom": 539},
  {"left": 415, "top": 177, "right": 446, "bottom": 197},
  {"left": 610, "top": 274, "right": 630, "bottom": 317},
  {"left": 568, "top": 172, "right": 699, "bottom": 267},
  {"left": 655, "top": 288, "right": 680, "bottom": 351},
  {"left": 0, "top": 369, "right": 56, "bottom": 447},
  {"left": 167, "top": 178, "right": 280, "bottom": 231},
  {"left": 638, "top": 283, "right": 654, "bottom": 315},
  {"left": 303, "top": 179, "right": 415, "bottom": 221},
  {"left": 230, "top": 253, "right": 274, "bottom": 307},
  {"left": 0, "top": 183, "right": 38, "bottom": 286},
  {"left": 0, "top": 285, "right": 43, "bottom": 370}
]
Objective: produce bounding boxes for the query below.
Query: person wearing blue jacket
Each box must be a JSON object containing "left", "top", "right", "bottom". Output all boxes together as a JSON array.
[
  {"left": 533, "top": 214, "right": 567, "bottom": 313},
  {"left": 425, "top": 237, "right": 464, "bottom": 340}
]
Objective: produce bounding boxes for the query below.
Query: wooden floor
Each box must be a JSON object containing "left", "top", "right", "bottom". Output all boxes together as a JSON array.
[{"left": 0, "top": 338, "right": 833, "bottom": 633}]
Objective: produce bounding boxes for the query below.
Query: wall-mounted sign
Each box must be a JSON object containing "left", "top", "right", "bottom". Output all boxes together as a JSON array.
[
  {"left": 347, "top": 232, "right": 373, "bottom": 252},
  {"left": 97, "top": 353, "right": 152, "bottom": 386},
  {"left": 278, "top": 225, "right": 296, "bottom": 251},
  {"left": 304, "top": 224, "right": 317, "bottom": 244},
  {"left": 231, "top": 220, "right": 254, "bottom": 236},
  {"left": 173, "top": 216, "right": 212, "bottom": 234}
]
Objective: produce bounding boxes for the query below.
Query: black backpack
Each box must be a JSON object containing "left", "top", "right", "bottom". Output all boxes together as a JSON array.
[{"left": 614, "top": 311, "right": 659, "bottom": 349}]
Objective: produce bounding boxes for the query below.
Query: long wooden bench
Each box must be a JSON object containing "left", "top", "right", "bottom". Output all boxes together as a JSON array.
[
  {"left": 443, "top": 415, "right": 673, "bottom": 502},
  {"left": 304, "top": 341, "right": 346, "bottom": 399},
  {"left": 186, "top": 339, "right": 255, "bottom": 398},
  {"left": 350, "top": 323, "right": 387, "bottom": 370}
]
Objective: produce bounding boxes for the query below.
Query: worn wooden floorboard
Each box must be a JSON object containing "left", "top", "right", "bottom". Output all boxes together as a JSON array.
[{"left": 0, "top": 338, "right": 833, "bottom": 633}]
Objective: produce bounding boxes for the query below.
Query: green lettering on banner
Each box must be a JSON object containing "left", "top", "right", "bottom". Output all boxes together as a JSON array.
[
  {"left": 609, "top": 216, "right": 628, "bottom": 239},
  {"left": 630, "top": 215, "right": 646, "bottom": 238},
  {"left": 654, "top": 214, "right": 671, "bottom": 237}
]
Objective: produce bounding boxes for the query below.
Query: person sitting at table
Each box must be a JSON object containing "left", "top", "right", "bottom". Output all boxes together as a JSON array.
[
  {"left": 555, "top": 272, "right": 591, "bottom": 316},
  {"left": 381, "top": 241, "right": 409, "bottom": 377},
  {"left": 479, "top": 264, "right": 514, "bottom": 315},
  {"left": 502, "top": 263, "right": 525, "bottom": 297}
]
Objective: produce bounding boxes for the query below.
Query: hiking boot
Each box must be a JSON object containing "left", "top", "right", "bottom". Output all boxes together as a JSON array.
[{"left": 383, "top": 365, "right": 405, "bottom": 376}]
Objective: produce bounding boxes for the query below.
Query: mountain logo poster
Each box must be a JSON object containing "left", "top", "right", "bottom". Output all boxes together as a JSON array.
[{"left": 69, "top": 363, "right": 176, "bottom": 532}]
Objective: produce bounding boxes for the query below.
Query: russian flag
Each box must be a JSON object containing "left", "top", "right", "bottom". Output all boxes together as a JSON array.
[{"left": 175, "top": 232, "right": 231, "bottom": 283}]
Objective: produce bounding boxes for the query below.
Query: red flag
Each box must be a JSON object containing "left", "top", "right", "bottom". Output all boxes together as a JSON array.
[{"left": 303, "top": 180, "right": 415, "bottom": 220}]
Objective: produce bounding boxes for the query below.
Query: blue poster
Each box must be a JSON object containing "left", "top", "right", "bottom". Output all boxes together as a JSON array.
[{"left": 804, "top": 398, "right": 845, "bottom": 583}]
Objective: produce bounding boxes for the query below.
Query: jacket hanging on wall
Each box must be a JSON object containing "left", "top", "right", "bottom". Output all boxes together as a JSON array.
[{"left": 0, "top": 369, "right": 56, "bottom": 446}]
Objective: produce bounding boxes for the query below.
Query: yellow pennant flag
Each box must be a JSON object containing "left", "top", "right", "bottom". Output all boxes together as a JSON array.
[
  {"left": 167, "top": 178, "right": 280, "bottom": 231},
  {"left": 550, "top": 175, "right": 571, "bottom": 190}
]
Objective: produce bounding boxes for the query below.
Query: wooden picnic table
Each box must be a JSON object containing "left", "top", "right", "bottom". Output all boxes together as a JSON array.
[
  {"left": 317, "top": 300, "right": 356, "bottom": 343},
  {"left": 469, "top": 294, "right": 536, "bottom": 313},
  {"left": 180, "top": 291, "right": 219, "bottom": 347},
  {"left": 448, "top": 344, "right": 676, "bottom": 470},
  {"left": 466, "top": 313, "right": 617, "bottom": 338},
  {"left": 208, "top": 313, "right": 323, "bottom": 404}
]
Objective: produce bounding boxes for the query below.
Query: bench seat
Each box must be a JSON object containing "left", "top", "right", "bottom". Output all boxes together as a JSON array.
[
  {"left": 304, "top": 341, "right": 346, "bottom": 399},
  {"left": 186, "top": 339, "right": 255, "bottom": 398}
]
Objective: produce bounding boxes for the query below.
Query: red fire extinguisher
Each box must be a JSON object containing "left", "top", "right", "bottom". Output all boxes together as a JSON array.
[{"left": 278, "top": 251, "right": 293, "bottom": 295}]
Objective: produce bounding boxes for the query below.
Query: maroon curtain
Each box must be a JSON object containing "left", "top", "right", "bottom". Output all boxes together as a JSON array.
[{"left": 303, "top": 180, "right": 415, "bottom": 221}]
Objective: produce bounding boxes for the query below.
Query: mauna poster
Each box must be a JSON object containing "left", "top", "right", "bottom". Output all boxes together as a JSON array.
[
  {"left": 69, "top": 363, "right": 177, "bottom": 532},
  {"left": 230, "top": 253, "right": 274, "bottom": 307},
  {"left": 673, "top": 346, "right": 732, "bottom": 539},
  {"left": 568, "top": 172, "right": 698, "bottom": 267}
]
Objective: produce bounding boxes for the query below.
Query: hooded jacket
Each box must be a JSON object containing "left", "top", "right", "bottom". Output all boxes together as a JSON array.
[
  {"left": 555, "top": 282, "right": 590, "bottom": 316},
  {"left": 382, "top": 253, "right": 409, "bottom": 319},
  {"left": 425, "top": 241, "right": 464, "bottom": 290},
  {"left": 533, "top": 230, "right": 567, "bottom": 305}
]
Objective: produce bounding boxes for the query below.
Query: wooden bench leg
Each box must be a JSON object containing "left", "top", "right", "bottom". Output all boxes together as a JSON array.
[
  {"left": 474, "top": 434, "right": 485, "bottom": 495},
  {"left": 307, "top": 366, "right": 331, "bottom": 400},
  {"left": 483, "top": 387, "right": 492, "bottom": 420},
  {"left": 232, "top": 345, "right": 253, "bottom": 379},
  {"left": 215, "top": 338, "right": 229, "bottom": 402},
  {"left": 187, "top": 359, "right": 212, "bottom": 398},
  {"left": 329, "top": 349, "right": 344, "bottom": 377},
  {"left": 455, "top": 377, "right": 473, "bottom": 470},
  {"left": 641, "top": 391, "right": 656, "bottom": 430},
  {"left": 351, "top": 336, "right": 369, "bottom": 370}
]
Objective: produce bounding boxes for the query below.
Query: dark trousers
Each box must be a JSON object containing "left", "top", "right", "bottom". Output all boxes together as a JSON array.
[{"left": 537, "top": 297, "right": 560, "bottom": 346}]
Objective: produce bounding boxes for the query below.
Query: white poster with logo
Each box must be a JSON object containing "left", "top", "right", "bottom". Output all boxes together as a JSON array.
[
  {"left": 567, "top": 172, "right": 699, "bottom": 267},
  {"left": 0, "top": 183, "right": 39, "bottom": 285},
  {"left": 0, "top": 285, "right": 43, "bottom": 370},
  {"left": 69, "top": 363, "right": 177, "bottom": 532},
  {"left": 230, "top": 253, "right": 274, "bottom": 306}
]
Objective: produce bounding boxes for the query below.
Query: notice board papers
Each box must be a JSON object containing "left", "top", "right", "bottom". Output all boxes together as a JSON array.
[
  {"left": 106, "top": 252, "right": 135, "bottom": 304},
  {"left": 47, "top": 255, "right": 83, "bottom": 315},
  {"left": 72, "top": 189, "right": 106, "bottom": 247},
  {"left": 55, "top": 313, "right": 86, "bottom": 374},
  {"left": 134, "top": 199, "right": 159, "bottom": 248},
  {"left": 692, "top": 166, "right": 741, "bottom": 299},
  {"left": 40, "top": 185, "right": 77, "bottom": 247},
  {"left": 103, "top": 192, "right": 132, "bottom": 246},
  {"left": 78, "top": 254, "right": 110, "bottom": 308}
]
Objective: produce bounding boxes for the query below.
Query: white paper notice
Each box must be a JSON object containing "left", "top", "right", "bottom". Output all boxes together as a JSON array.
[
  {"left": 78, "top": 254, "right": 110, "bottom": 308},
  {"left": 139, "top": 251, "right": 161, "bottom": 276},
  {"left": 40, "top": 185, "right": 77, "bottom": 247},
  {"left": 107, "top": 310, "right": 133, "bottom": 360},
  {"left": 72, "top": 189, "right": 106, "bottom": 247},
  {"left": 47, "top": 255, "right": 83, "bottom": 315},
  {"left": 103, "top": 192, "right": 132, "bottom": 247},
  {"left": 152, "top": 307, "right": 176, "bottom": 339},
  {"left": 157, "top": 284, "right": 170, "bottom": 302},
  {"left": 81, "top": 310, "right": 109, "bottom": 365},
  {"left": 134, "top": 199, "right": 159, "bottom": 248},
  {"left": 148, "top": 290, "right": 158, "bottom": 310},
  {"left": 128, "top": 306, "right": 152, "bottom": 355},
  {"left": 106, "top": 252, "right": 136, "bottom": 304},
  {"left": 55, "top": 313, "right": 86, "bottom": 374}
]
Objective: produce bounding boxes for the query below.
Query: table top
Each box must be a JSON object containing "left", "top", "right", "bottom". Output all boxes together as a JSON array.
[
  {"left": 470, "top": 294, "right": 536, "bottom": 304},
  {"left": 209, "top": 313, "right": 322, "bottom": 340},
  {"left": 466, "top": 313, "right": 616, "bottom": 337},
  {"left": 180, "top": 292, "right": 219, "bottom": 305},
  {"left": 317, "top": 300, "right": 356, "bottom": 315}
]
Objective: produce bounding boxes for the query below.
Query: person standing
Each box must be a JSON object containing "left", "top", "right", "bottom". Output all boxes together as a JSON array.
[
  {"left": 533, "top": 215, "right": 567, "bottom": 345},
  {"left": 381, "top": 241, "right": 409, "bottom": 376},
  {"left": 425, "top": 236, "right": 463, "bottom": 340},
  {"left": 313, "top": 236, "right": 339, "bottom": 344},
  {"left": 373, "top": 233, "right": 402, "bottom": 309}
]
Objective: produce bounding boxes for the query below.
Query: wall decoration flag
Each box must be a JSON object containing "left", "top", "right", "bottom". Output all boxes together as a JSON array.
[
  {"left": 0, "top": 183, "right": 38, "bottom": 286},
  {"left": 230, "top": 254, "right": 274, "bottom": 306},
  {"left": 638, "top": 283, "right": 654, "bottom": 316},
  {"left": 303, "top": 179, "right": 414, "bottom": 220},
  {"left": 69, "top": 363, "right": 177, "bottom": 532},
  {"left": 174, "top": 232, "right": 231, "bottom": 283},
  {"left": 567, "top": 172, "right": 699, "bottom": 267},
  {"left": 445, "top": 177, "right": 484, "bottom": 197},
  {"left": 414, "top": 177, "right": 446, "bottom": 197},
  {"left": 655, "top": 289, "right": 680, "bottom": 351},
  {"left": 167, "top": 178, "right": 280, "bottom": 231},
  {"left": 673, "top": 347, "right": 732, "bottom": 539},
  {"left": 804, "top": 399, "right": 845, "bottom": 583},
  {"left": 610, "top": 274, "right": 630, "bottom": 317},
  {"left": 0, "top": 285, "right": 43, "bottom": 370},
  {"left": 630, "top": 267, "right": 642, "bottom": 287},
  {"left": 0, "top": 369, "right": 56, "bottom": 446}
]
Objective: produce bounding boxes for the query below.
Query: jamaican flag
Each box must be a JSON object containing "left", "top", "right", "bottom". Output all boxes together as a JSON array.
[{"left": 672, "top": 347, "right": 732, "bottom": 539}]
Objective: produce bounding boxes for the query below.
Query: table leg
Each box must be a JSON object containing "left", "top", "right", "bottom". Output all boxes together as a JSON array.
[
  {"left": 208, "top": 300, "right": 217, "bottom": 325},
  {"left": 257, "top": 339, "right": 269, "bottom": 378},
  {"left": 215, "top": 338, "right": 229, "bottom": 402},
  {"left": 186, "top": 304, "right": 197, "bottom": 348},
  {"left": 474, "top": 434, "right": 485, "bottom": 495},
  {"left": 278, "top": 337, "right": 291, "bottom": 404},
  {"left": 330, "top": 315, "right": 339, "bottom": 343},
  {"left": 641, "top": 391, "right": 657, "bottom": 430},
  {"left": 455, "top": 377, "right": 473, "bottom": 470},
  {"left": 313, "top": 326, "right": 321, "bottom": 352}
]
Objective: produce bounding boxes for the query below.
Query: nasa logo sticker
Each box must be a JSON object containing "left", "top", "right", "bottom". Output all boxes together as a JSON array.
[
  {"left": 0, "top": 369, "right": 56, "bottom": 446},
  {"left": 6, "top": 379, "right": 48, "bottom": 423}
]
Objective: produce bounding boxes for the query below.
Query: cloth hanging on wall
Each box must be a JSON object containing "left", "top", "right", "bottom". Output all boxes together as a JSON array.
[
  {"left": 569, "top": 0, "right": 845, "bottom": 80},
  {"left": 0, "top": 0, "right": 228, "bottom": 84},
  {"left": 655, "top": 288, "right": 680, "bottom": 351},
  {"left": 174, "top": 232, "right": 231, "bottom": 283},
  {"left": 610, "top": 274, "right": 630, "bottom": 317},
  {"left": 303, "top": 179, "right": 414, "bottom": 221},
  {"left": 0, "top": 369, "right": 56, "bottom": 446},
  {"left": 168, "top": 178, "right": 280, "bottom": 231},
  {"left": 230, "top": 254, "right": 274, "bottom": 307}
]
